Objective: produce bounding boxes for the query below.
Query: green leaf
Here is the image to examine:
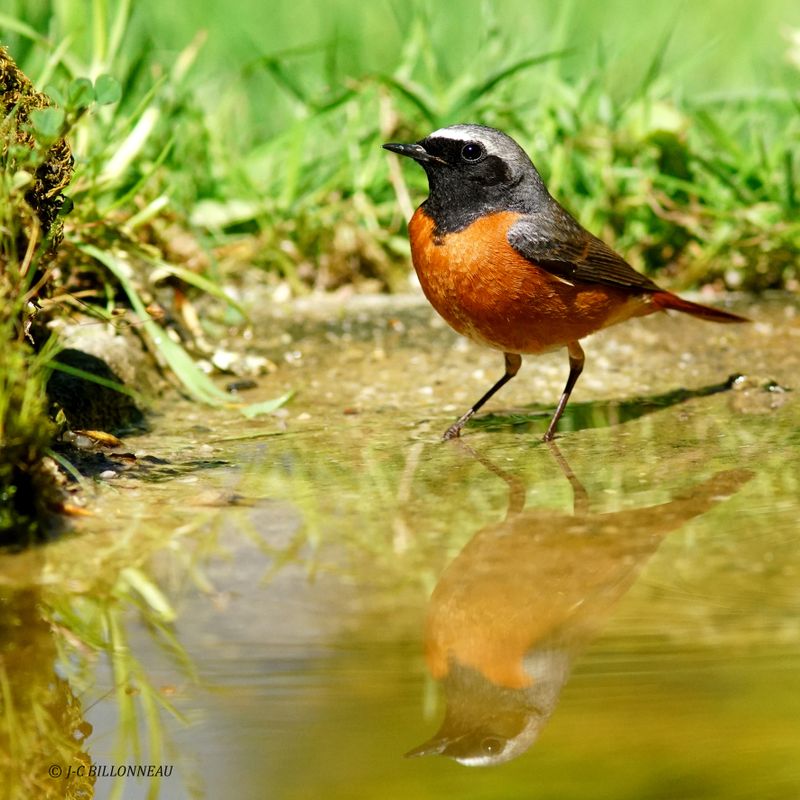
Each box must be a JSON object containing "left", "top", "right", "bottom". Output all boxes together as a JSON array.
[
  {"left": 58, "top": 196, "right": 75, "bottom": 216},
  {"left": 95, "top": 74, "right": 122, "bottom": 105},
  {"left": 29, "top": 107, "right": 65, "bottom": 138},
  {"left": 68, "top": 77, "right": 95, "bottom": 109},
  {"left": 44, "top": 84, "right": 66, "bottom": 107},
  {"left": 119, "top": 567, "right": 176, "bottom": 622},
  {"left": 240, "top": 391, "right": 294, "bottom": 419}
]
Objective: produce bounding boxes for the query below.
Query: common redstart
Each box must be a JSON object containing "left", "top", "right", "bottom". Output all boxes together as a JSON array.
[
  {"left": 383, "top": 124, "right": 747, "bottom": 441},
  {"left": 407, "top": 445, "right": 752, "bottom": 766}
]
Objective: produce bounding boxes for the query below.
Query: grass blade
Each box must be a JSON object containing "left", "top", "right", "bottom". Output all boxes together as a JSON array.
[
  {"left": 150, "top": 261, "right": 248, "bottom": 318},
  {"left": 80, "top": 245, "right": 232, "bottom": 405},
  {"left": 449, "top": 49, "right": 573, "bottom": 116},
  {"left": 47, "top": 359, "right": 145, "bottom": 403},
  {"left": 373, "top": 74, "right": 437, "bottom": 124}
]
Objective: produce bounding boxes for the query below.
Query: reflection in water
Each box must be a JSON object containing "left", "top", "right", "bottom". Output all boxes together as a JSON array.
[
  {"left": 408, "top": 445, "right": 752, "bottom": 766},
  {"left": 0, "top": 545, "right": 194, "bottom": 800},
  {"left": 0, "top": 586, "right": 94, "bottom": 799}
]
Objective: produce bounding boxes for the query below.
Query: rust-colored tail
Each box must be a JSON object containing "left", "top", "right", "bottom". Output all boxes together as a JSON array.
[{"left": 651, "top": 291, "right": 749, "bottom": 324}]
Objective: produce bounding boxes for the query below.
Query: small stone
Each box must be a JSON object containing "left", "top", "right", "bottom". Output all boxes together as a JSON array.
[{"left": 211, "top": 349, "right": 238, "bottom": 372}]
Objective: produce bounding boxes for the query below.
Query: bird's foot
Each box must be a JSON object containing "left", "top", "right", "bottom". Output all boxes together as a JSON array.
[
  {"left": 543, "top": 424, "right": 558, "bottom": 441},
  {"left": 443, "top": 411, "right": 473, "bottom": 440},
  {"left": 442, "top": 423, "right": 463, "bottom": 441}
]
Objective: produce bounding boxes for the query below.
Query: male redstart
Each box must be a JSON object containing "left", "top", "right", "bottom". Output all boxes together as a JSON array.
[
  {"left": 383, "top": 124, "right": 747, "bottom": 441},
  {"left": 406, "top": 445, "right": 752, "bottom": 765}
]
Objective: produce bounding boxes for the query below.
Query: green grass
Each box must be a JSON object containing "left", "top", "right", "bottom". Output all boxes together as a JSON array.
[{"left": 3, "top": 0, "right": 799, "bottom": 295}]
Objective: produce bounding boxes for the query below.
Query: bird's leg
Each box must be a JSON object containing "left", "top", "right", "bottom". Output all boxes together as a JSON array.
[
  {"left": 451, "top": 439, "right": 527, "bottom": 517},
  {"left": 442, "top": 352, "right": 522, "bottom": 440},
  {"left": 543, "top": 341, "right": 585, "bottom": 442},
  {"left": 545, "top": 439, "right": 589, "bottom": 515}
]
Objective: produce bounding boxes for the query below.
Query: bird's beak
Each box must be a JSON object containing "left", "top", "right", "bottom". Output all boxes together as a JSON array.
[
  {"left": 382, "top": 142, "right": 444, "bottom": 164},
  {"left": 403, "top": 735, "right": 450, "bottom": 758}
]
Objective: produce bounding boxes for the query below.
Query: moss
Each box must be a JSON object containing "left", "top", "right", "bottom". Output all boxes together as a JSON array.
[
  {"left": 0, "top": 46, "right": 74, "bottom": 256},
  {"left": 0, "top": 50, "right": 73, "bottom": 545},
  {"left": 0, "top": 331, "right": 62, "bottom": 546}
]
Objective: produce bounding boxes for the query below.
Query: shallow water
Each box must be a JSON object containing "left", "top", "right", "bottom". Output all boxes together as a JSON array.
[{"left": 1, "top": 294, "right": 799, "bottom": 800}]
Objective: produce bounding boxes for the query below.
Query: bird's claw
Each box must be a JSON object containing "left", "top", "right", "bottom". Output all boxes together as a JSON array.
[{"left": 442, "top": 424, "right": 462, "bottom": 441}]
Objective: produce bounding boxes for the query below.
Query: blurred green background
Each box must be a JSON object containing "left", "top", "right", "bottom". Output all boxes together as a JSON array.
[
  {"left": 10, "top": 0, "right": 800, "bottom": 133},
  {"left": 3, "top": 0, "right": 799, "bottom": 293}
]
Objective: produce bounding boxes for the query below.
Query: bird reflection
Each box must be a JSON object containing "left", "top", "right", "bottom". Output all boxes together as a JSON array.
[{"left": 407, "top": 444, "right": 752, "bottom": 766}]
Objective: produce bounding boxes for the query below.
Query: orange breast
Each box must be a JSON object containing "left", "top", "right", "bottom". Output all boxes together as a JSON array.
[{"left": 409, "top": 208, "right": 648, "bottom": 354}]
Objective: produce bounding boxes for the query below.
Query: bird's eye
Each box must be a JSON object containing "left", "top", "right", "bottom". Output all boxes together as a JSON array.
[
  {"left": 481, "top": 737, "right": 504, "bottom": 754},
  {"left": 461, "top": 143, "right": 485, "bottom": 162}
]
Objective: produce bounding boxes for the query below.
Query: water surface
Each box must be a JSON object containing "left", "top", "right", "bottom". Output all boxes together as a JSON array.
[{"left": 1, "top": 294, "right": 798, "bottom": 800}]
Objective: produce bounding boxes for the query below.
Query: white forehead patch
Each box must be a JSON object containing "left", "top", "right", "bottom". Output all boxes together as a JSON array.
[
  {"left": 428, "top": 126, "right": 481, "bottom": 142},
  {"left": 428, "top": 127, "right": 503, "bottom": 157}
]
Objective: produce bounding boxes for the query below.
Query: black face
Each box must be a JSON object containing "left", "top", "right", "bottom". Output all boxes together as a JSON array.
[
  {"left": 383, "top": 129, "right": 549, "bottom": 235},
  {"left": 416, "top": 136, "right": 514, "bottom": 188}
]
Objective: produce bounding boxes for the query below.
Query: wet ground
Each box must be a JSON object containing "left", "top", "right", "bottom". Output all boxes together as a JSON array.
[{"left": 1, "top": 292, "right": 799, "bottom": 800}]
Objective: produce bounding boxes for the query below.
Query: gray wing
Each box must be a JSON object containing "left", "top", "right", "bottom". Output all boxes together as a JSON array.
[{"left": 507, "top": 209, "right": 661, "bottom": 293}]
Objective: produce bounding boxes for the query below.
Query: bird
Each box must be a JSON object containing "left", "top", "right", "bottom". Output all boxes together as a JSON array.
[
  {"left": 383, "top": 124, "right": 748, "bottom": 441},
  {"left": 405, "top": 443, "right": 753, "bottom": 766}
]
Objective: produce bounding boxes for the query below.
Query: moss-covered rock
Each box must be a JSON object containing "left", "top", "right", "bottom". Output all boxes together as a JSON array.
[
  {"left": 1, "top": 49, "right": 74, "bottom": 545},
  {"left": 0, "top": 46, "right": 74, "bottom": 258}
]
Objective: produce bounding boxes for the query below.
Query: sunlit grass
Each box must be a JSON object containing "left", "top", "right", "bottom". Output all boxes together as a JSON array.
[{"left": 4, "top": 0, "right": 798, "bottom": 297}]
